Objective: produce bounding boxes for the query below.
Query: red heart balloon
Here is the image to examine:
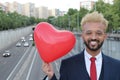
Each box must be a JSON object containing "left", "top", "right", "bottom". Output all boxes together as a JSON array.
[{"left": 34, "top": 22, "right": 76, "bottom": 63}]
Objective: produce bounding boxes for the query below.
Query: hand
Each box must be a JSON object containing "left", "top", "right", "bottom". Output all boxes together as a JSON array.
[{"left": 42, "top": 61, "right": 54, "bottom": 79}]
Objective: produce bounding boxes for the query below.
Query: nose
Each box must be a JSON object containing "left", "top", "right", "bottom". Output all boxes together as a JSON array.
[{"left": 91, "top": 34, "right": 97, "bottom": 39}]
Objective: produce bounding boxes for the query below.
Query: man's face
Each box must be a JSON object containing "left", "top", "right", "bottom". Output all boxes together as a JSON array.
[{"left": 82, "top": 22, "right": 107, "bottom": 51}]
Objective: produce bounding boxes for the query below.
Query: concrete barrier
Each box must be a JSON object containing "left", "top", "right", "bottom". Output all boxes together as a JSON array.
[{"left": 0, "top": 26, "right": 33, "bottom": 50}]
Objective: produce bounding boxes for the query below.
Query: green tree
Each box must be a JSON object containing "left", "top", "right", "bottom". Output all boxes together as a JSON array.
[
  {"left": 67, "top": 8, "right": 78, "bottom": 16},
  {"left": 112, "top": 0, "right": 120, "bottom": 30},
  {"left": 79, "top": 7, "right": 89, "bottom": 30},
  {"left": 47, "top": 16, "right": 55, "bottom": 24}
]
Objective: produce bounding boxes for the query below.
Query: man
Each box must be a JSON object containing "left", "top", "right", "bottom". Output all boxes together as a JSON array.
[{"left": 42, "top": 11, "right": 120, "bottom": 80}]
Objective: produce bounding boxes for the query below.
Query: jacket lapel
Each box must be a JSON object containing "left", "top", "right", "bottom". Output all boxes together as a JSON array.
[
  {"left": 75, "top": 51, "right": 90, "bottom": 79},
  {"left": 102, "top": 54, "right": 111, "bottom": 80}
]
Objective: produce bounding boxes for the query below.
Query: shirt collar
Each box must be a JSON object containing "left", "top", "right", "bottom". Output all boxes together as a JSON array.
[{"left": 84, "top": 49, "right": 102, "bottom": 61}]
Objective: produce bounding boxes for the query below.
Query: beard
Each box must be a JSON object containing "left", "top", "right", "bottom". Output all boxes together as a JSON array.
[{"left": 84, "top": 39, "right": 104, "bottom": 51}]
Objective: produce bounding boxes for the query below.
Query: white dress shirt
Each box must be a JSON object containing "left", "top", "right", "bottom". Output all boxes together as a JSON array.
[
  {"left": 46, "top": 77, "right": 49, "bottom": 80},
  {"left": 84, "top": 49, "right": 102, "bottom": 80}
]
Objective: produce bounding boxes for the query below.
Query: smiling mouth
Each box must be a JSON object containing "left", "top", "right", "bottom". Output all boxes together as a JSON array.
[{"left": 90, "top": 41, "right": 97, "bottom": 45}]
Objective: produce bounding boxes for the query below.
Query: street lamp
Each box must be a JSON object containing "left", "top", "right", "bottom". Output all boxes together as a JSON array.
[
  {"left": 94, "top": 1, "right": 96, "bottom": 11},
  {"left": 68, "top": 15, "right": 71, "bottom": 30},
  {"left": 77, "top": 11, "right": 80, "bottom": 32}
]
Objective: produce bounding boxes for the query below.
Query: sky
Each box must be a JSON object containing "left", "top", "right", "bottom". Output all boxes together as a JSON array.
[{"left": 1, "top": 0, "right": 97, "bottom": 11}]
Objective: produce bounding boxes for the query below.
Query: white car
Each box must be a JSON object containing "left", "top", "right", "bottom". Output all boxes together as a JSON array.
[
  {"left": 22, "top": 39, "right": 26, "bottom": 42},
  {"left": 29, "top": 37, "right": 33, "bottom": 41},
  {"left": 24, "top": 42, "right": 29, "bottom": 47},
  {"left": 21, "top": 37, "right": 26, "bottom": 42},
  {"left": 29, "top": 34, "right": 33, "bottom": 37},
  {"left": 16, "top": 42, "right": 22, "bottom": 47},
  {"left": 21, "top": 37, "right": 25, "bottom": 40},
  {"left": 3, "top": 50, "right": 11, "bottom": 57}
]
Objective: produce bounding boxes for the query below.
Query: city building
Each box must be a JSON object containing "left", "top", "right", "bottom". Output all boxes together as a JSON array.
[
  {"left": 1, "top": 1, "right": 68, "bottom": 18},
  {"left": 49, "top": 9, "right": 60, "bottom": 17},
  {"left": 80, "top": 1, "right": 95, "bottom": 10},
  {"left": 5, "top": 1, "right": 23, "bottom": 14},
  {"left": 79, "top": 0, "right": 113, "bottom": 11},
  {"left": 104, "top": 0, "right": 113, "bottom": 4},
  {"left": 0, "top": 2, "right": 7, "bottom": 12},
  {"left": 37, "top": 6, "right": 49, "bottom": 19},
  {"left": 59, "top": 11, "right": 67, "bottom": 16},
  {"left": 34, "top": 7, "right": 39, "bottom": 18},
  {"left": 22, "top": 3, "right": 35, "bottom": 17}
]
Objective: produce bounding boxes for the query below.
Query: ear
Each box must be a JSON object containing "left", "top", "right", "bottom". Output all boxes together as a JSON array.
[{"left": 104, "top": 33, "right": 108, "bottom": 40}]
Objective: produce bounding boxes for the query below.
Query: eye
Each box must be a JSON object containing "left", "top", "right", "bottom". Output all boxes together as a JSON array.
[
  {"left": 96, "top": 32, "right": 104, "bottom": 36},
  {"left": 85, "top": 31, "right": 92, "bottom": 35}
]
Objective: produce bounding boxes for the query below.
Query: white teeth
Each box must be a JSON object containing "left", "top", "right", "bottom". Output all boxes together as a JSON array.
[{"left": 90, "top": 41, "right": 97, "bottom": 45}]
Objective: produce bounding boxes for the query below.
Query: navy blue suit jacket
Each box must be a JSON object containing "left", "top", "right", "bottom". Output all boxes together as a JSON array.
[{"left": 44, "top": 50, "right": 120, "bottom": 80}]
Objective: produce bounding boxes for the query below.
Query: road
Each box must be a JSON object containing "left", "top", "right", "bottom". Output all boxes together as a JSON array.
[
  {"left": 0, "top": 34, "right": 120, "bottom": 80},
  {"left": 0, "top": 33, "right": 81, "bottom": 80},
  {"left": 0, "top": 33, "right": 45, "bottom": 80}
]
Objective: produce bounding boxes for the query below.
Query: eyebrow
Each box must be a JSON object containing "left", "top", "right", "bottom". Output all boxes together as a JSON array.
[{"left": 82, "top": 30, "right": 105, "bottom": 33}]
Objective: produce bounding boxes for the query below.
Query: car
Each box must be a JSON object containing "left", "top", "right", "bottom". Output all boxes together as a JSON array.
[
  {"left": 21, "top": 37, "right": 25, "bottom": 40},
  {"left": 21, "top": 39, "right": 26, "bottom": 42},
  {"left": 3, "top": 50, "right": 11, "bottom": 57},
  {"left": 29, "top": 34, "right": 33, "bottom": 37},
  {"left": 29, "top": 37, "right": 33, "bottom": 41},
  {"left": 16, "top": 42, "right": 22, "bottom": 47},
  {"left": 21, "top": 37, "right": 26, "bottom": 42},
  {"left": 23, "top": 42, "right": 29, "bottom": 47}
]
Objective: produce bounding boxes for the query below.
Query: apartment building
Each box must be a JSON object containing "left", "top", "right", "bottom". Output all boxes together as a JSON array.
[
  {"left": 104, "top": 0, "right": 113, "bottom": 4},
  {"left": 5, "top": 1, "right": 23, "bottom": 14},
  {"left": 80, "top": 1, "right": 95, "bottom": 10},
  {"left": 49, "top": 9, "right": 60, "bottom": 17},
  {"left": 37, "top": 6, "right": 49, "bottom": 19},
  {"left": 80, "top": 0, "right": 113, "bottom": 10},
  {"left": 1, "top": 1, "right": 66, "bottom": 18},
  {"left": 23, "top": 3, "right": 35, "bottom": 17},
  {"left": 35, "top": 7, "right": 39, "bottom": 18},
  {"left": 0, "top": 2, "right": 7, "bottom": 12}
]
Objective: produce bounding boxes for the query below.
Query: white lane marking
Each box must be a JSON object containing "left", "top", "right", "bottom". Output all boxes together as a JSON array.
[
  {"left": 26, "top": 49, "right": 37, "bottom": 80},
  {"left": 6, "top": 47, "right": 31, "bottom": 80},
  {"left": 12, "top": 47, "right": 35, "bottom": 80}
]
